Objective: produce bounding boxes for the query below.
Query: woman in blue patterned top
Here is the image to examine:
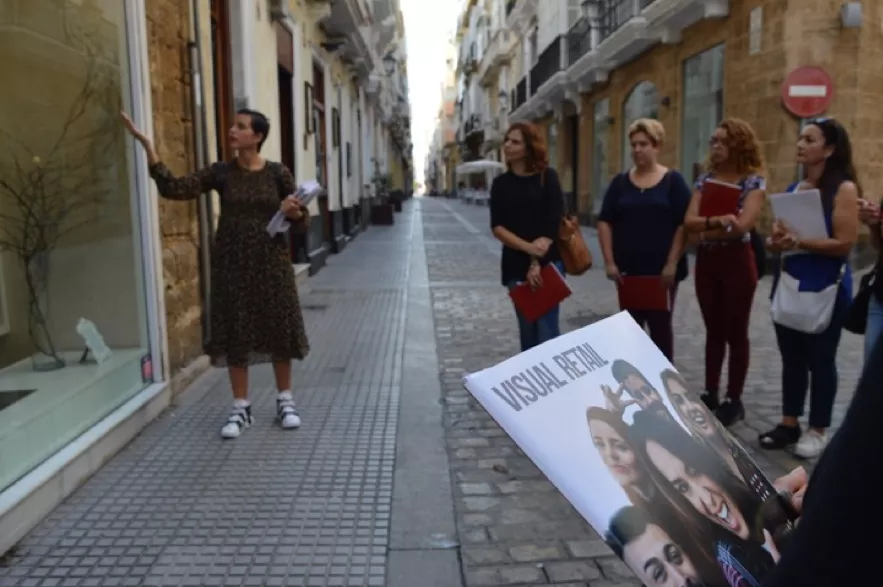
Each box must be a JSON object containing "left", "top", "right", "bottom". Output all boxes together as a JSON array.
[
  {"left": 683, "top": 119, "right": 767, "bottom": 428},
  {"left": 759, "top": 118, "right": 860, "bottom": 459}
]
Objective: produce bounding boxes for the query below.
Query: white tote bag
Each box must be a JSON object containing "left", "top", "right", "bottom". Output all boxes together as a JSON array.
[{"left": 771, "top": 264, "right": 845, "bottom": 334}]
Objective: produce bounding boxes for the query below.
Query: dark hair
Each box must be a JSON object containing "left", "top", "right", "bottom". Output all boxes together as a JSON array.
[
  {"left": 606, "top": 505, "right": 651, "bottom": 558},
  {"left": 606, "top": 505, "right": 726, "bottom": 585},
  {"left": 611, "top": 360, "right": 644, "bottom": 385},
  {"left": 504, "top": 122, "right": 549, "bottom": 174},
  {"left": 629, "top": 414, "right": 765, "bottom": 543},
  {"left": 805, "top": 117, "right": 861, "bottom": 208},
  {"left": 237, "top": 108, "right": 271, "bottom": 151}
]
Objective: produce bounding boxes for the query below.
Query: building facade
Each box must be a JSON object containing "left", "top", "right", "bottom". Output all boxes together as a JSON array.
[
  {"left": 0, "top": 0, "right": 411, "bottom": 555},
  {"left": 463, "top": 0, "right": 882, "bottom": 227}
]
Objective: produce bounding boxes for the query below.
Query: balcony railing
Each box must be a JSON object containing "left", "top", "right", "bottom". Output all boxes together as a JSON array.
[
  {"left": 530, "top": 36, "right": 562, "bottom": 95},
  {"left": 506, "top": 0, "right": 517, "bottom": 18},
  {"left": 567, "top": 16, "right": 594, "bottom": 66},
  {"left": 599, "top": 0, "right": 638, "bottom": 42},
  {"left": 513, "top": 77, "right": 527, "bottom": 111}
]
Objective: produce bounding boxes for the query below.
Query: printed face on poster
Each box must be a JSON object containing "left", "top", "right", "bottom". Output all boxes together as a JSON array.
[{"left": 464, "top": 312, "right": 796, "bottom": 587}]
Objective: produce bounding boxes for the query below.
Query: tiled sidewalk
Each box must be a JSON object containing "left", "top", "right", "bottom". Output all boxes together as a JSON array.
[{"left": 0, "top": 207, "right": 422, "bottom": 587}]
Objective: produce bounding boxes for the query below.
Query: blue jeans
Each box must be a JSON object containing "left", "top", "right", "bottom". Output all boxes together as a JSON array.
[
  {"left": 866, "top": 295, "right": 883, "bottom": 364},
  {"left": 773, "top": 289, "right": 848, "bottom": 429},
  {"left": 507, "top": 261, "right": 564, "bottom": 352}
]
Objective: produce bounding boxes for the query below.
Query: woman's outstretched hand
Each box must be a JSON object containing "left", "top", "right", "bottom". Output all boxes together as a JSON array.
[
  {"left": 121, "top": 111, "right": 149, "bottom": 144},
  {"left": 121, "top": 111, "right": 159, "bottom": 164}
]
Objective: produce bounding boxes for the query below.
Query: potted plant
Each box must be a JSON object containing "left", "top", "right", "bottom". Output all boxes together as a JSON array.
[
  {"left": 0, "top": 24, "right": 116, "bottom": 371},
  {"left": 369, "top": 160, "right": 394, "bottom": 226}
]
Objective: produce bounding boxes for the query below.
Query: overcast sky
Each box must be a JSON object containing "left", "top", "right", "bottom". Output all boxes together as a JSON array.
[{"left": 401, "top": 0, "right": 460, "bottom": 184}]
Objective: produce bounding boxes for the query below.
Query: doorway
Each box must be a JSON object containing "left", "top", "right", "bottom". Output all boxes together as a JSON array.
[
  {"left": 313, "top": 62, "right": 331, "bottom": 251},
  {"left": 210, "top": 0, "right": 233, "bottom": 162},
  {"left": 275, "top": 22, "right": 305, "bottom": 262}
]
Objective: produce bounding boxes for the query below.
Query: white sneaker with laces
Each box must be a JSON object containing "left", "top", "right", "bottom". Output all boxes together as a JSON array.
[
  {"left": 221, "top": 399, "right": 253, "bottom": 439},
  {"left": 792, "top": 429, "right": 828, "bottom": 459},
  {"left": 277, "top": 391, "right": 301, "bottom": 429}
]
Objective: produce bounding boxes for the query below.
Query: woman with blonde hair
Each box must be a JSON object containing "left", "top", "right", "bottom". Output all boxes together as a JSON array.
[
  {"left": 597, "top": 118, "right": 692, "bottom": 360},
  {"left": 683, "top": 118, "right": 766, "bottom": 427},
  {"left": 490, "top": 122, "right": 566, "bottom": 351}
]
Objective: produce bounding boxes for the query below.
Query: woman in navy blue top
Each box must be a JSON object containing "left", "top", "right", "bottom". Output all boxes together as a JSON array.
[
  {"left": 597, "top": 119, "right": 691, "bottom": 361},
  {"left": 759, "top": 118, "right": 860, "bottom": 459}
]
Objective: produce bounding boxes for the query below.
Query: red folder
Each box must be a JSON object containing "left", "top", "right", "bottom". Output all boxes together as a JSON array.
[
  {"left": 509, "top": 264, "right": 572, "bottom": 322},
  {"left": 617, "top": 276, "right": 671, "bottom": 312},
  {"left": 698, "top": 178, "right": 742, "bottom": 217}
]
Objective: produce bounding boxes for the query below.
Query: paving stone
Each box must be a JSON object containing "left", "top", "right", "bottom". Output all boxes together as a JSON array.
[
  {"left": 545, "top": 560, "right": 603, "bottom": 582},
  {"left": 465, "top": 564, "right": 545, "bottom": 586},
  {"left": 508, "top": 543, "right": 566, "bottom": 563}
]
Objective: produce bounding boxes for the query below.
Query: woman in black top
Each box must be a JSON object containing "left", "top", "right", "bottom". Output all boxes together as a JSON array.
[
  {"left": 597, "top": 119, "right": 691, "bottom": 360},
  {"left": 490, "top": 122, "right": 565, "bottom": 351}
]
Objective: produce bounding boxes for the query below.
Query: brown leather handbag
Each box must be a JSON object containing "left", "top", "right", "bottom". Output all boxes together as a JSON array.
[{"left": 557, "top": 214, "right": 592, "bottom": 275}]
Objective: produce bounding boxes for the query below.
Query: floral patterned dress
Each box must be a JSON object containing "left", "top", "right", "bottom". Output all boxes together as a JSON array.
[{"left": 149, "top": 160, "right": 310, "bottom": 367}]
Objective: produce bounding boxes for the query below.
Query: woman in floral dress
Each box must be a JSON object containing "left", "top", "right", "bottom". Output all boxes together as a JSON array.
[{"left": 122, "top": 108, "right": 310, "bottom": 439}]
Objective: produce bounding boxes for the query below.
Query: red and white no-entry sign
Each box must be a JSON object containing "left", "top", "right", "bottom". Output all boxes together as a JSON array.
[{"left": 781, "top": 66, "right": 834, "bottom": 118}]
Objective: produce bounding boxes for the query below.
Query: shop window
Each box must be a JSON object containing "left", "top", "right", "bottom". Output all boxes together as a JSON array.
[
  {"left": 621, "top": 81, "right": 659, "bottom": 170},
  {"left": 0, "top": 0, "right": 151, "bottom": 491},
  {"left": 681, "top": 44, "right": 724, "bottom": 182},
  {"left": 547, "top": 122, "right": 558, "bottom": 170},
  {"left": 592, "top": 98, "right": 611, "bottom": 215}
]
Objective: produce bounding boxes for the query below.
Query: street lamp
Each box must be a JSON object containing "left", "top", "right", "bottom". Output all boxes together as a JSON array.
[{"left": 383, "top": 53, "right": 396, "bottom": 76}]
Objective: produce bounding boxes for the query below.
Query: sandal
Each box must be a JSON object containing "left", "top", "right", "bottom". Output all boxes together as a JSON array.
[{"left": 759, "top": 424, "right": 802, "bottom": 450}]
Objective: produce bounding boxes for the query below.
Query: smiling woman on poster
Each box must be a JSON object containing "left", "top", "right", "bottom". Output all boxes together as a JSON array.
[
  {"left": 660, "top": 370, "right": 776, "bottom": 501},
  {"left": 631, "top": 416, "right": 786, "bottom": 586}
]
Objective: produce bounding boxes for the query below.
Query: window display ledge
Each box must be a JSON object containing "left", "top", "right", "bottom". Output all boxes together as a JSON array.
[{"left": 0, "top": 379, "right": 169, "bottom": 556}]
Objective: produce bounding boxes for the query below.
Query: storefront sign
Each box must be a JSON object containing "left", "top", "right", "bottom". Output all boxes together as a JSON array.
[{"left": 781, "top": 66, "right": 833, "bottom": 118}]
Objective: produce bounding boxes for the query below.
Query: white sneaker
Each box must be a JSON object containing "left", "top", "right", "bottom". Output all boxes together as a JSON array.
[
  {"left": 220, "top": 400, "right": 253, "bottom": 439},
  {"left": 792, "top": 429, "right": 828, "bottom": 459},
  {"left": 276, "top": 392, "right": 301, "bottom": 429}
]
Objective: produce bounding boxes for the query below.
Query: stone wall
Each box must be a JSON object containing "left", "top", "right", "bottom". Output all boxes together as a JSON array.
[{"left": 145, "top": 0, "right": 205, "bottom": 373}]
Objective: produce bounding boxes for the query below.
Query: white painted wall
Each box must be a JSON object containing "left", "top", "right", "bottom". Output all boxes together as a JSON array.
[{"left": 536, "top": 0, "right": 576, "bottom": 56}]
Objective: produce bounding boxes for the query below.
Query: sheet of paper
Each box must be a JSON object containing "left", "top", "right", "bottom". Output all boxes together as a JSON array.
[
  {"left": 294, "top": 179, "right": 323, "bottom": 207},
  {"left": 266, "top": 211, "right": 290, "bottom": 236},
  {"left": 768, "top": 188, "right": 828, "bottom": 240}
]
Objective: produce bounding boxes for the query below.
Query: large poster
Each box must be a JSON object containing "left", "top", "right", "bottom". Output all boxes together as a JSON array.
[{"left": 464, "top": 312, "right": 796, "bottom": 587}]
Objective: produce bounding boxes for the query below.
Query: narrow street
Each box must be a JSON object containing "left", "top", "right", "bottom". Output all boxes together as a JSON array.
[{"left": 0, "top": 198, "right": 863, "bottom": 587}]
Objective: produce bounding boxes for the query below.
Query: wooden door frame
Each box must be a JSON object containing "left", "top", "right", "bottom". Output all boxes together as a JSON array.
[{"left": 210, "top": 0, "right": 234, "bottom": 162}]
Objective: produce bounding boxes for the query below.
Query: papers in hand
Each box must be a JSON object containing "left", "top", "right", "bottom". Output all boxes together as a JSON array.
[
  {"left": 266, "top": 179, "right": 324, "bottom": 236},
  {"left": 294, "top": 179, "right": 323, "bottom": 207},
  {"left": 768, "top": 188, "right": 828, "bottom": 240}
]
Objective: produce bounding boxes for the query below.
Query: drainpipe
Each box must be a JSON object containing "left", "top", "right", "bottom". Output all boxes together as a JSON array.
[{"left": 188, "top": 0, "right": 214, "bottom": 344}]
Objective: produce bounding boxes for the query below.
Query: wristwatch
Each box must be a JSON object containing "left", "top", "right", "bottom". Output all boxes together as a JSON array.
[{"left": 705, "top": 216, "right": 712, "bottom": 230}]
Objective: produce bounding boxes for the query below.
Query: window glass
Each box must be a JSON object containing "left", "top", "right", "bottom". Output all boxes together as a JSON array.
[
  {"left": 682, "top": 44, "right": 725, "bottom": 182},
  {"left": 0, "top": 0, "right": 152, "bottom": 491},
  {"left": 592, "top": 99, "right": 610, "bottom": 215},
  {"left": 621, "top": 81, "right": 659, "bottom": 170}
]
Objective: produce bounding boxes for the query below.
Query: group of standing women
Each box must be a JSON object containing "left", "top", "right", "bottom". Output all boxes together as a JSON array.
[{"left": 490, "top": 114, "right": 878, "bottom": 462}]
